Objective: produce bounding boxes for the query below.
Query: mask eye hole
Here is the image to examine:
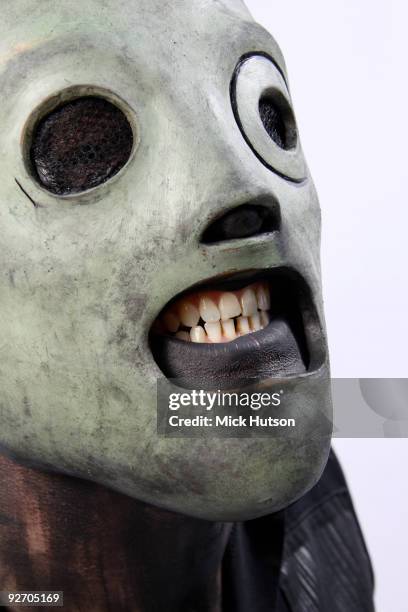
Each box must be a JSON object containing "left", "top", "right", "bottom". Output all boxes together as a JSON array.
[
  {"left": 259, "top": 94, "right": 297, "bottom": 151},
  {"left": 30, "top": 96, "right": 133, "bottom": 196},
  {"left": 231, "top": 54, "right": 306, "bottom": 181}
]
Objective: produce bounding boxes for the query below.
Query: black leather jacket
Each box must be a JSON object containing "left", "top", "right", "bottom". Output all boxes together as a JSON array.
[{"left": 222, "top": 451, "right": 375, "bottom": 611}]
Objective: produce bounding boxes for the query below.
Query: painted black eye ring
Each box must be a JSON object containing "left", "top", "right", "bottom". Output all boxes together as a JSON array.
[{"left": 230, "top": 53, "right": 306, "bottom": 182}]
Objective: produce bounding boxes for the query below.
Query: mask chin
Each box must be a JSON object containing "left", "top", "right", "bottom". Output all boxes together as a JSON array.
[{"left": 147, "top": 431, "right": 331, "bottom": 522}]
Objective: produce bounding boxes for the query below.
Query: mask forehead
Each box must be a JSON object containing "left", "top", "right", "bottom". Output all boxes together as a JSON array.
[
  {"left": 0, "top": 0, "right": 330, "bottom": 520},
  {"left": 0, "top": 0, "right": 286, "bottom": 77}
]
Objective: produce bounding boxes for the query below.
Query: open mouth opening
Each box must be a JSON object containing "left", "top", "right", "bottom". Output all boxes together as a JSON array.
[{"left": 149, "top": 268, "right": 325, "bottom": 389}]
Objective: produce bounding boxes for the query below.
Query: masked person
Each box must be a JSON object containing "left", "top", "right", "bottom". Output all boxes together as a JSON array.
[{"left": 0, "top": 1, "right": 374, "bottom": 610}]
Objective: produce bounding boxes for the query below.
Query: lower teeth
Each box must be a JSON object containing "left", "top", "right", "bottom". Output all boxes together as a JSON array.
[{"left": 156, "top": 282, "right": 272, "bottom": 344}]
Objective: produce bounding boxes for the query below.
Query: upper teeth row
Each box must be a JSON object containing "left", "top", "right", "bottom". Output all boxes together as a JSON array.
[
  {"left": 159, "top": 283, "right": 271, "bottom": 342},
  {"left": 180, "top": 310, "right": 271, "bottom": 343}
]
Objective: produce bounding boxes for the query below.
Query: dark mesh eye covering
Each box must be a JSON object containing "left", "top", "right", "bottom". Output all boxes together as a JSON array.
[{"left": 30, "top": 97, "right": 133, "bottom": 195}]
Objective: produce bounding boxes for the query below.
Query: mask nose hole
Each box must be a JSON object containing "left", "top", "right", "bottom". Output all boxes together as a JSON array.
[{"left": 201, "top": 202, "right": 281, "bottom": 244}]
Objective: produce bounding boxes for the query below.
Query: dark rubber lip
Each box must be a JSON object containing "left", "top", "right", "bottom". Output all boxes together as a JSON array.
[
  {"left": 149, "top": 267, "right": 326, "bottom": 390},
  {"left": 151, "top": 317, "right": 306, "bottom": 390}
]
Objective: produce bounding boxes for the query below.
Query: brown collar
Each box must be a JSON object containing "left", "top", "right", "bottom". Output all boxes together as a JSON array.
[{"left": 0, "top": 453, "right": 231, "bottom": 611}]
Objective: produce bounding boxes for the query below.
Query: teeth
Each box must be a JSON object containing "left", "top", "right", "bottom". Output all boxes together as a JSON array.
[
  {"left": 158, "top": 281, "right": 273, "bottom": 344},
  {"left": 199, "top": 296, "right": 220, "bottom": 323},
  {"left": 249, "top": 313, "right": 262, "bottom": 331},
  {"left": 205, "top": 321, "right": 222, "bottom": 342},
  {"left": 175, "top": 331, "right": 191, "bottom": 341},
  {"left": 218, "top": 293, "right": 241, "bottom": 320},
  {"left": 240, "top": 288, "right": 258, "bottom": 317},
  {"left": 221, "top": 319, "right": 236, "bottom": 340},
  {"left": 256, "top": 285, "right": 271, "bottom": 311},
  {"left": 236, "top": 316, "right": 250, "bottom": 335},
  {"left": 177, "top": 301, "right": 200, "bottom": 327},
  {"left": 163, "top": 312, "right": 180, "bottom": 333},
  {"left": 190, "top": 326, "right": 207, "bottom": 343}
]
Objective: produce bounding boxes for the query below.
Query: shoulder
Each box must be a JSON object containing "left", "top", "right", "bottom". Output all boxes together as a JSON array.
[{"left": 280, "top": 450, "right": 375, "bottom": 612}]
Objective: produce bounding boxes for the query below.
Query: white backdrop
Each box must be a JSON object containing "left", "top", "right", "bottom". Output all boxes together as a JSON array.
[{"left": 245, "top": 1, "right": 408, "bottom": 611}]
